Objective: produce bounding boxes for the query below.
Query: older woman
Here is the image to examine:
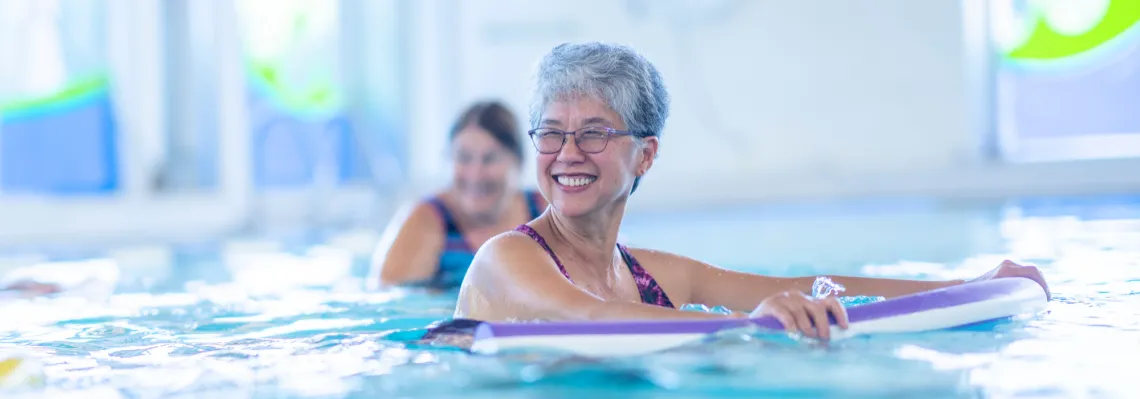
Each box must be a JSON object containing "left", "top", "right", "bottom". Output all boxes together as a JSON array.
[
  {"left": 370, "top": 101, "right": 546, "bottom": 290},
  {"left": 453, "top": 42, "right": 1050, "bottom": 340}
]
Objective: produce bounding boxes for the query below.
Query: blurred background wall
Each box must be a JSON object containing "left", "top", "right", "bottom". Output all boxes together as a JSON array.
[{"left": 1, "top": 0, "right": 1139, "bottom": 249}]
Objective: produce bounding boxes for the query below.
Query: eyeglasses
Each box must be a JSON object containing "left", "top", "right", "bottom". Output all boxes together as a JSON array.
[{"left": 527, "top": 127, "right": 636, "bottom": 154}]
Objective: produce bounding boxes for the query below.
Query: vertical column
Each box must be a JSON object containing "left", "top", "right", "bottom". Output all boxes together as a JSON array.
[
  {"left": 406, "top": 0, "right": 462, "bottom": 195},
  {"left": 107, "top": 0, "right": 166, "bottom": 201},
  {"left": 212, "top": 0, "right": 254, "bottom": 210}
]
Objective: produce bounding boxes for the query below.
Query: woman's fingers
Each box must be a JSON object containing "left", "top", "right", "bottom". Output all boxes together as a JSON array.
[
  {"left": 823, "top": 296, "right": 850, "bottom": 329},
  {"left": 805, "top": 301, "right": 832, "bottom": 340},
  {"left": 789, "top": 295, "right": 850, "bottom": 340},
  {"left": 788, "top": 300, "right": 817, "bottom": 337},
  {"left": 758, "top": 291, "right": 851, "bottom": 340},
  {"left": 770, "top": 309, "right": 798, "bottom": 334}
]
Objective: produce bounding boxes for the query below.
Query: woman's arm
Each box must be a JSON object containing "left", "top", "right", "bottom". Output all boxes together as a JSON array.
[
  {"left": 1, "top": 280, "right": 62, "bottom": 297},
  {"left": 456, "top": 233, "right": 741, "bottom": 322},
  {"left": 687, "top": 258, "right": 964, "bottom": 313},
  {"left": 687, "top": 256, "right": 1049, "bottom": 313},
  {"left": 366, "top": 202, "right": 446, "bottom": 290}
]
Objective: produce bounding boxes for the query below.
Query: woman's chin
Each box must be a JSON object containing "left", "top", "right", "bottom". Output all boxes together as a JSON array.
[{"left": 550, "top": 201, "right": 596, "bottom": 218}]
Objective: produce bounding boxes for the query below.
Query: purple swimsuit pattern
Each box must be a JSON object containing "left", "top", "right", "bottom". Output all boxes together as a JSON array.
[{"left": 514, "top": 224, "right": 675, "bottom": 308}]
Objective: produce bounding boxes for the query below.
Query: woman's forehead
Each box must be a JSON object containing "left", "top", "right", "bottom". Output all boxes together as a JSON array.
[
  {"left": 542, "top": 99, "right": 624, "bottom": 129},
  {"left": 453, "top": 127, "right": 507, "bottom": 151},
  {"left": 539, "top": 116, "right": 617, "bottom": 128}
]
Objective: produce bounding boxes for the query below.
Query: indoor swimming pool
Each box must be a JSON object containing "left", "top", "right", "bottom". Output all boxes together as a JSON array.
[{"left": 1, "top": 195, "right": 1138, "bottom": 398}]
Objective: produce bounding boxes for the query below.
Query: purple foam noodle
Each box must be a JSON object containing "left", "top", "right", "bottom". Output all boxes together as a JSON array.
[{"left": 473, "top": 277, "right": 1042, "bottom": 340}]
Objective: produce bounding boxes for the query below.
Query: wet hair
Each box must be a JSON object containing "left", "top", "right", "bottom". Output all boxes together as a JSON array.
[
  {"left": 529, "top": 42, "right": 671, "bottom": 194},
  {"left": 449, "top": 100, "right": 524, "bottom": 163}
]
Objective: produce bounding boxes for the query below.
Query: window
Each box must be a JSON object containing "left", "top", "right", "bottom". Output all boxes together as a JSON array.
[
  {"left": 991, "top": 0, "right": 1140, "bottom": 163},
  {"left": 236, "top": 0, "right": 372, "bottom": 188},
  {"left": 0, "top": 0, "right": 118, "bottom": 195}
]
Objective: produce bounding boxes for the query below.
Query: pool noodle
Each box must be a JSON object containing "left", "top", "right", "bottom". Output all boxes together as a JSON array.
[{"left": 470, "top": 277, "right": 1048, "bottom": 357}]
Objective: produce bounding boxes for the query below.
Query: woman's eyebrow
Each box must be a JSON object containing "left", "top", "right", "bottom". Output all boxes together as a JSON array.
[{"left": 581, "top": 117, "right": 612, "bottom": 126}]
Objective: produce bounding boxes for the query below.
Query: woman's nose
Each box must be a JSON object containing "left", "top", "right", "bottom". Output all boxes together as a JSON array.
[
  {"left": 475, "top": 163, "right": 497, "bottom": 179},
  {"left": 555, "top": 135, "right": 586, "bottom": 161}
]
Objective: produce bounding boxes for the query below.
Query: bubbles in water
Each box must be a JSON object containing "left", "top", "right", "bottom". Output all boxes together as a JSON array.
[
  {"left": 812, "top": 276, "right": 846, "bottom": 299},
  {"left": 678, "top": 303, "right": 734, "bottom": 315}
]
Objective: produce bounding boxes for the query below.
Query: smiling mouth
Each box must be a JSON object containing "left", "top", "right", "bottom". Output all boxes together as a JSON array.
[{"left": 554, "top": 174, "right": 597, "bottom": 187}]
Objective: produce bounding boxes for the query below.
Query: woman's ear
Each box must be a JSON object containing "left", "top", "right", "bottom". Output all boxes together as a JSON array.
[{"left": 637, "top": 137, "right": 659, "bottom": 176}]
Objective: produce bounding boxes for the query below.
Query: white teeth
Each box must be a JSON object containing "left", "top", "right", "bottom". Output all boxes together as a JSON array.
[{"left": 556, "top": 175, "right": 596, "bottom": 187}]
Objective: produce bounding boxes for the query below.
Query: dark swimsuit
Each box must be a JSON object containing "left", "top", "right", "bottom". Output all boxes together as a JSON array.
[
  {"left": 422, "top": 223, "right": 674, "bottom": 342},
  {"left": 419, "top": 190, "right": 544, "bottom": 289},
  {"left": 513, "top": 224, "right": 674, "bottom": 308}
]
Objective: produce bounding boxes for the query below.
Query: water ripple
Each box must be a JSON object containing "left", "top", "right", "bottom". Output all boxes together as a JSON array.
[{"left": 2, "top": 207, "right": 1139, "bottom": 398}]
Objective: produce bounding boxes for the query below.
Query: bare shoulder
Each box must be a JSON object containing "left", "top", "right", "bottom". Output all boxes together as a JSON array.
[
  {"left": 372, "top": 199, "right": 446, "bottom": 254},
  {"left": 464, "top": 227, "right": 574, "bottom": 291},
  {"left": 398, "top": 199, "right": 444, "bottom": 229},
  {"left": 621, "top": 247, "right": 704, "bottom": 303},
  {"left": 468, "top": 229, "right": 550, "bottom": 275},
  {"left": 367, "top": 199, "right": 449, "bottom": 289},
  {"left": 623, "top": 247, "right": 710, "bottom": 271},
  {"left": 456, "top": 229, "right": 561, "bottom": 320}
]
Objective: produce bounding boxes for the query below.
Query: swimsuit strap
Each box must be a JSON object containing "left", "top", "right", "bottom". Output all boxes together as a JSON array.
[
  {"left": 513, "top": 224, "right": 574, "bottom": 282},
  {"left": 617, "top": 244, "right": 676, "bottom": 308},
  {"left": 426, "top": 196, "right": 462, "bottom": 236},
  {"left": 427, "top": 196, "right": 473, "bottom": 254},
  {"left": 513, "top": 224, "right": 674, "bottom": 308}
]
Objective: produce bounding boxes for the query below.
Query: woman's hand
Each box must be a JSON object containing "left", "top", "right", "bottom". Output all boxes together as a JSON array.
[
  {"left": 749, "top": 290, "right": 849, "bottom": 340},
  {"left": 2, "top": 280, "right": 62, "bottom": 296},
  {"left": 972, "top": 260, "right": 1051, "bottom": 300}
]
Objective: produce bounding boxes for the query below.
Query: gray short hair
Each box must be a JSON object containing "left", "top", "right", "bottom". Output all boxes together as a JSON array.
[
  {"left": 529, "top": 42, "right": 670, "bottom": 139},
  {"left": 529, "top": 42, "right": 670, "bottom": 193}
]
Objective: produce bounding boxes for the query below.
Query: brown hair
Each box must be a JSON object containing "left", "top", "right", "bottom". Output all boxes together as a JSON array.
[{"left": 449, "top": 100, "right": 523, "bottom": 163}]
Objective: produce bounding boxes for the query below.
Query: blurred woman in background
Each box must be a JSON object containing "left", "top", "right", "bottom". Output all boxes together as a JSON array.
[{"left": 369, "top": 101, "right": 547, "bottom": 290}]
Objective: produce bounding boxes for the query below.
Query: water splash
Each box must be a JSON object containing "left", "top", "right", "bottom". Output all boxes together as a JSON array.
[{"left": 813, "top": 276, "right": 885, "bottom": 306}]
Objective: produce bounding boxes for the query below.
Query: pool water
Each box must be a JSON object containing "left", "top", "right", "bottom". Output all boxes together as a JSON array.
[{"left": 1, "top": 196, "right": 1139, "bottom": 398}]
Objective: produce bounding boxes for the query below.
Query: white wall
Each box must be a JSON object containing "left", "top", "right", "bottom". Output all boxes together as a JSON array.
[
  {"left": 4, "top": 0, "right": 1140, "bottom": 250},
  {"left": 405, "top": 0, "right": 1140, "bottom": 211}
]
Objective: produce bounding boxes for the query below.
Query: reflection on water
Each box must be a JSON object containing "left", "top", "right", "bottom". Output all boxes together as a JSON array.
[{"left": 1, "top": 198, "right": 1139, "bottom": 398}]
